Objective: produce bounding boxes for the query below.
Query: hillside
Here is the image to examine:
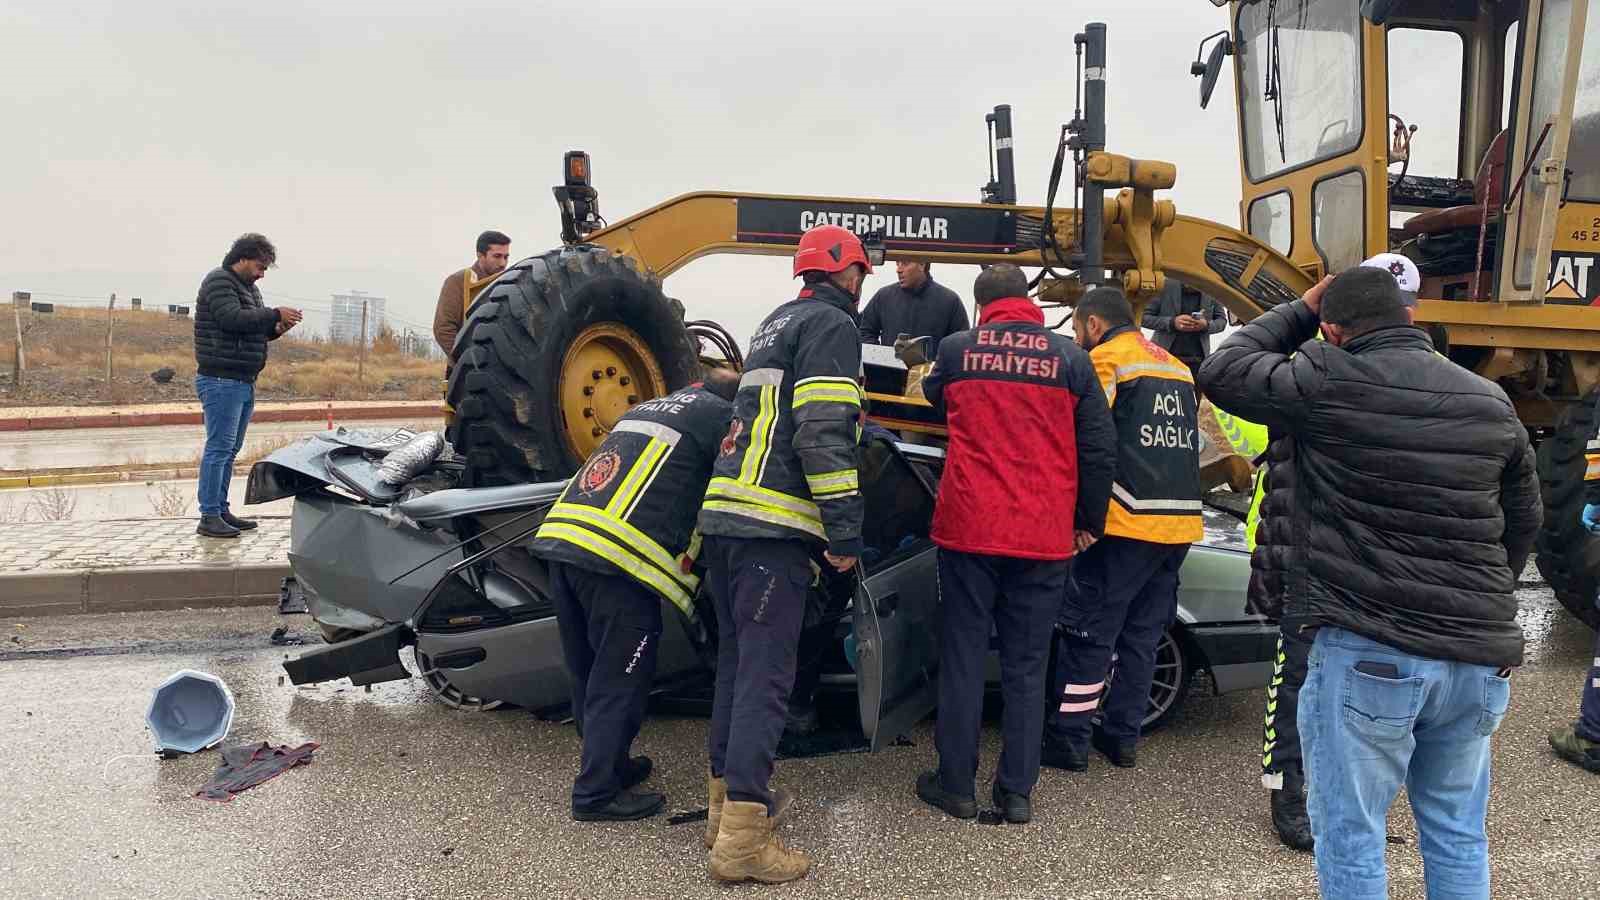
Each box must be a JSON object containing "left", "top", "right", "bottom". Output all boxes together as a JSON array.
[{"left": 0, "top": 303, "right": 441, "bottom": 407}]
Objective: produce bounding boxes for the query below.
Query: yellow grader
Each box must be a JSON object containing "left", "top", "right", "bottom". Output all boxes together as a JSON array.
[{"left": 444, "top": 3, "right": 1599, "bottom": 628}]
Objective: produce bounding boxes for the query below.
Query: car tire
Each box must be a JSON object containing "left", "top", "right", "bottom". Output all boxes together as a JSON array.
[
  {"left": 445, "top": 245, "right": 702, "bottom": 487},
  {"left": 1534, "top": 396, "right": 1600, "bottom": 630},
  {"left": 1100, "top": 627, "right": 1193, "bottom": 733}
]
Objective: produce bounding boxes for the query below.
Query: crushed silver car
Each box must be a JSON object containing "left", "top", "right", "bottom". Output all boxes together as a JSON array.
[{"left": 249, "top": 427, "right": 1274, "bottom": 743}]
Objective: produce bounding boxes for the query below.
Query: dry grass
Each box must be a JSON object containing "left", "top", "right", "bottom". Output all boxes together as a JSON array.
[
  {"left": 147, "top": 482, "right": 191, "bottom": 517},
  {"left": 0, "top": 492, "right": 22, "bottom": 524},
  {"left": 27, "top": 486, "right": 77, "bottom": 521},
  {"left": 0, "top": 302, "right": 440, "bottom": 406}
]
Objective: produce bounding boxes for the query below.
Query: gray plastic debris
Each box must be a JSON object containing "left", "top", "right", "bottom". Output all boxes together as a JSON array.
[
  {"left": 146, "top": 670, "right": 235, "bottom": 755},
  {"left": 378, "top": 431, "right": 444, "bottom": 485}
]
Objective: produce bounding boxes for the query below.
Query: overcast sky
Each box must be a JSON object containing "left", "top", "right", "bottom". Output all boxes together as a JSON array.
[{"left": 1, "top": 0, "right": 1244, "bottom": 343}]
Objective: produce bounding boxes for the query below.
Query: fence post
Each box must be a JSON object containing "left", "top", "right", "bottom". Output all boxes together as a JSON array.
[
  {"left": 10, "top": 291, "right": 26, "bottom": 393},
  {"left": 105, "top": 292, "right": 116, "bottom": 383},
  {"left": 357, "top": 299, "right": 368, "bottom": 385}
]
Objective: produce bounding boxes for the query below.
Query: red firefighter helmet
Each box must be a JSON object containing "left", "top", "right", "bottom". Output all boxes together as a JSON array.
[{"left": 792, "top": 224, "right": 874, "bottom": 278}]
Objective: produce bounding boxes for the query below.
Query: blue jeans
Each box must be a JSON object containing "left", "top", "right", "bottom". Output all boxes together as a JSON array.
[
  {"left": 1301, "top": 627, "right": 1511, "bottom": 900},
  {"left": 195, "top": 374, "right": 255, "bottom": 517}
]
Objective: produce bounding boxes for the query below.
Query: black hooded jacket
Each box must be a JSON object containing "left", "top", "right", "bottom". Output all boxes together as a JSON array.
[{"left": 1198, "top": 299, "right": 1540, "bottom": 667}]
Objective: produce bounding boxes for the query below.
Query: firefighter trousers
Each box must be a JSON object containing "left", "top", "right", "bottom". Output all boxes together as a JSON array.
[
  {"left": 549, "top": 561, "right": 663, "bottom": 811},
  {"left": 1262, "top": 619, "right": 1314, "bottom": 790},
  {"left": 1048, "top": 536, "right": 1188, "bottom": 747},
  {"left": 703, "top": 536, "right": 810, "bottom": 813},
  {"left": 935, "top": 548, "right": 1069, "bottom": 799}
]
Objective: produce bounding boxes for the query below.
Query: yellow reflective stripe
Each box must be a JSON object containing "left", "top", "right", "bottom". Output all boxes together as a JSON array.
[
  {"left": 546, "top": 502, "right": 696, "bottom": 590},
  {"left": 1586, "top": 452, "right": 1600, "bottom": 481},
  {"left": 793, "top": 387, "right": 862, "bottom": 408},
  {"left": 805, "top": 468, "right": 859, "bottom": 496},
  {"left": 702, "top": 500, "right": 826, "bottom": 539},
  {"left": 708, "top": 477, "right": 822, "bottom": 520},
  {"left": 605, "top": 439, "right": 668, "bottom": 516},
  {"left": 740, "top": 384, "right": 779, "bottom": 484},
  {"left": 1113, "top": 361, "right": 1195, "bottom": 383},
  {"left": 619, "top": 442, "right": 672, "bottom": 521},
  {"left": 534, "top": 522, "right": 694, "bottom": 614}
]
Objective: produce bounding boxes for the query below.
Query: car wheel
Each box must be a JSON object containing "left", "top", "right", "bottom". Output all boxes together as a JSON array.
[
  {"left": 1100, "top": 627, "right": 1192, "bottom": 733},
  {"left": 1141, "top": 629, "right": 1192, "bottom": 731},
  {"left": 410, "top": 647, "right": 504, "bottom": 711}
]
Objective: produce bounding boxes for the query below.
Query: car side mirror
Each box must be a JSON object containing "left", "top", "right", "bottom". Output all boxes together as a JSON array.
[{"left": 1191, "top": 32, "right": 1232, "bottom": 110}]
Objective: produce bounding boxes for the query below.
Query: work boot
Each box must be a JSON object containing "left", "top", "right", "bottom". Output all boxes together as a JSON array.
[
  {"left": 705, "top": 776, "right": 793, "bottom": 850},
  {"left": 1040, "top": 735, "right": 1088, "bottom": 773},
  {"left": 707, "top": 800, "right": 810, "bottom": 884},
  {"left": 1550, "top": 724, "right": 1600, "bottom": 773},
  {"left": 196, "top": 516, "right": 240, "bottom": 539},
  {"left": 618, "top": 755, "right": 653, "bottom": 790},
  {"left": 1091, "top": 730, "right": 1137, "bottom": 768},
  {"left": 572, "top": 788, "right": 666, "bottom": 822},
  {"left": 991, "top": 783, "right": 1032, "bottom": 824},
  {"left": 1270, "top": 781, "right": 1315, "bottom": 852},
  {"left": 220, "top": 510, "right": 258, "bottom": 531},
  {"left": 914, "top": 770, "right": 977, "bottom": 819}
]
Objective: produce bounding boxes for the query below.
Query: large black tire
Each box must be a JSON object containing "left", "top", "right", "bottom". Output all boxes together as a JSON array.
[
  {"left": 445, "top": 246, "right": 701, "bottom": 487},
  {"left": 1535, "top": 396, "right": 1600, "bottom": 630}
]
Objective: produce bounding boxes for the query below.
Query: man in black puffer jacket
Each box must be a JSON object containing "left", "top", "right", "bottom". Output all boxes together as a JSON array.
[
  {"left": 1199, "top": 267, "right": 1539, "bottom": 900},
  {"left": 192, "top": 234, "right": 302, "bottom": 538}
]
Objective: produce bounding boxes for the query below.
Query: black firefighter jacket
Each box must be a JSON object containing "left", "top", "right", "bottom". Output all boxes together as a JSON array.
[
  {"left": 698, "top": 281, "right": 865, "bottom": 557},
  {"left": 1197, "top": 299, "right": 1540, "bottom": 668},
  {"left": 532, "top": 384, "right": 733, "bottom": 616}
]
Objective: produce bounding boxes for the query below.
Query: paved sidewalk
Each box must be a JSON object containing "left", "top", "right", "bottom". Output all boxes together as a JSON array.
[{"left": 0, "top": 517, "right": 290, "bottom": 617}]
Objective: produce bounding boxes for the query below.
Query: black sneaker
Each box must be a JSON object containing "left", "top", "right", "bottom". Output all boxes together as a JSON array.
[
  {"left": 915, "top": 770, "right": 977, "bottom": 820},
  {"left": 1091, "top": 730, "right": 1137, "bottom": 768},
  {"left": 220, "top": 510, "right": 258, "bottom": 531},
  {"left": 1040, "top": 737, "right": 1088, "bottom": 773},
  {"left": 991, "top": 783, "right": 1032, "bottom": 824},
  {"left": 617, "top": 755, "right": 653, "bottom": 790},
  {"left": 572, "top": 789, "right": 666, "bottom": 822},
  {"left": 196, "top": 516, "right": 240, "bottom": 539}
]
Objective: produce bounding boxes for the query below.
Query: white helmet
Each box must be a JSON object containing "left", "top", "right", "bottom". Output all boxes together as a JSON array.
[{"left": 1360, "top": 253, "right": 1421, "bottom": 307}]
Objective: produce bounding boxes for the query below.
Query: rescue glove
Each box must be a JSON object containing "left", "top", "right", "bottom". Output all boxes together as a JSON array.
[
  {"left": 893, "top": 335, "right": 934, "bottom": 367},
  {"left": 1584, "top": 503, "right": 1600, "bottom": 533}
]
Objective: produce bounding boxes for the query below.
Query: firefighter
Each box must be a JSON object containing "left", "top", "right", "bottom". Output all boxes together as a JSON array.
[
  {"left": 1043, "top": 287, "right": 1202, "bottom": 772},
  {"left": 530, "top": 368, "right": 738, "bottom": 822},
  {"left": 696, "top": 224, "right": 869, "bottom": 884},
  {"left": 914, "top": 264, "right": 1116, "bottom": 825}
]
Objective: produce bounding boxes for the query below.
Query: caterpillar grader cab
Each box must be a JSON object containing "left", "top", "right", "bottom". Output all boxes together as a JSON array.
[{"left": 1185, "top": 0, "right": 1597, "bottom": 627}]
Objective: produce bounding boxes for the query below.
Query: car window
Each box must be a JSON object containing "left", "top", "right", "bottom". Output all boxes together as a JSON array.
[{"left": 858, "top": 437, "right": 936, "bottom": 573}]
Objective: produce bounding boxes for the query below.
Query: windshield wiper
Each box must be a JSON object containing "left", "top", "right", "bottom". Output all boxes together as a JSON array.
[{"left": 1264, "top": 0, "right": 1286, "bottom": 163}]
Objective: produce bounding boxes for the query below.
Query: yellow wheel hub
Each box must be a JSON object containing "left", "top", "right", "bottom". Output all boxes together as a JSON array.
[{"left": 558, "top": 323, "right": 669, "bottom": 461}]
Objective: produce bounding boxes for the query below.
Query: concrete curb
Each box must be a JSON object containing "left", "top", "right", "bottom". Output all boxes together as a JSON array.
[
  {"left": 0, "top": 401, "right": 442, "bottom": 432},
  {"left": 0, "top": 562, "right": 289, "bottom": 618},
  {"left": 1, "top": 466, "right": 219, "bottom": 490}
]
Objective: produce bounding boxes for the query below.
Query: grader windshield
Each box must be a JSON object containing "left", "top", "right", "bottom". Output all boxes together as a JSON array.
[{"left": 1237, "top": 0, "right": 1363, "bottom": 182}]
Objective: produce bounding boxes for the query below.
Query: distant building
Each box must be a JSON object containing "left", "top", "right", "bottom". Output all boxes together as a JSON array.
[{"left": 330, "top": 291, "right": 387, "bottom": 344}]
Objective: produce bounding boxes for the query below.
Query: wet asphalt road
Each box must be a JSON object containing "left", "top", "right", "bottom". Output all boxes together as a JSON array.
[{"left": 2, "top": 583, "right": 1597, "bottom": 899}]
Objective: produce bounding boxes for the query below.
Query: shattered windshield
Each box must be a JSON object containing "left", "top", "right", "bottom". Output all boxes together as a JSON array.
[{"left": 1238, "top": 0, "right": 1364, "bottom": 181}]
